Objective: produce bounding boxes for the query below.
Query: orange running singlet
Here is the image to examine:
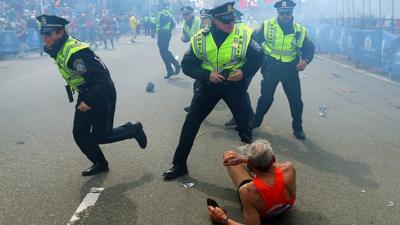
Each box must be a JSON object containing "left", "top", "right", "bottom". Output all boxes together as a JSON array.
[{"left": 252, "top": 167, "right": 295, "bottom": 217}]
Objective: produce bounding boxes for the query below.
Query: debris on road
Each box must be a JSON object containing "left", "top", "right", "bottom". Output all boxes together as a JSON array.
[
  {"left": 388, "top": 201, "right": 394, "bottom": 207},
  {"left": 17, "top": 141, "right": 25, "bottom": 145},
  {"left": 332, "top": 72, "right": 340, "bottom": 78},
  {"left": 361, "top": 189, "right": 366, "bottom": 193},
  {"left": 196, "top": 132, "right": 207, "bottom": 138},
  {"left": 319, "top": 105, "right": 329, "bottom": 117},
  {"left": 146, "top": 82, "right": 155, "bottom": 92},
  {"left": 181, "top": 182, "right": 195, "bottom": 188}
]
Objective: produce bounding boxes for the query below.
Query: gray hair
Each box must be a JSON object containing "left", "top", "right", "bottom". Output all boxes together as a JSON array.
[{"left": 246, "top": 140, "right": 274, "bottom": 170}]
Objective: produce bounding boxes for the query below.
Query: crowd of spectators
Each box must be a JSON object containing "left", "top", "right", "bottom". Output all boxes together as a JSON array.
[{"left": 0, "top": 0, "right": 139, "bottom": 53}]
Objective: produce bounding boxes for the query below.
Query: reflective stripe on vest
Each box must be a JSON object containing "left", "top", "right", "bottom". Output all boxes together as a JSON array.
[
  {"left": 191, "top": 24, "right": 252, "bottom": 72},
  {"left": 55, "top": 36, "right": 90, "bottom": 93},
  {"left": 183, "top": 16, "right": 201, "bottom": 39},
  {"left": 262, "top": 18, "right": 306, "bottom": 62},
  {"left": 157, "top": 10, "right": 173, "bottom": 30}
]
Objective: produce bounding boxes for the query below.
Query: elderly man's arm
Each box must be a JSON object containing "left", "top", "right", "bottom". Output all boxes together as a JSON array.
[{"left": 240, "top": 187, "right": 261, "bottom": 225}]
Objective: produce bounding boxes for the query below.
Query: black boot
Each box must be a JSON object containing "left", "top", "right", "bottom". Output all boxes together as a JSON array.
[
  {"left": 163, "top": 164, "right": 188, "bottom": 180},
  {"left": 293, "top": 129, "right": 306, "bottom": 140},
  {"left": 224, "top": 117, "right": 236, "bottom": 127},
  {"left": 164, "top": 73, "right": 174, "bottom": 79},
  {"left": 81, "top": 162, "right": 109, "bottom": 176},
  {"left": 127, "top": 122, "right": 147, "bottom": 149},
  {"left": 174, "top": 64, "right": 181, "bottom": 75}
]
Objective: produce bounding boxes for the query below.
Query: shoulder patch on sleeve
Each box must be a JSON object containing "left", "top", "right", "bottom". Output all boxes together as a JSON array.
[
  {"left": 72, "top": 58, "right": 87, "bottom": 73},
  {"left": 250, "top": 39, "right": 262, "bottom": 52}
]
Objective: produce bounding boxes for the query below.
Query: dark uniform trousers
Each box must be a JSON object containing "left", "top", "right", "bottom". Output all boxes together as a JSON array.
[
  {"left": 157, "top": 29, "right": 180, "bottom": 75},
  {"left": 190, "top": 78, "right": 254, "bottom": 119},
  {"left": 253, "top": 63, "right": 303, "bottom": 131},
  {"left": 73, "top": 86, "right": 139, "bottom": 164},
  {"left": 173, "top": 81, "right": 252, "bottom": 166}
]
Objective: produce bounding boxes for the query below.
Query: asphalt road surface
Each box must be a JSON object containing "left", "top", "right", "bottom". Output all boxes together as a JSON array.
[{"left": 0, "top": 34, "right": 399, "bottom": 225}]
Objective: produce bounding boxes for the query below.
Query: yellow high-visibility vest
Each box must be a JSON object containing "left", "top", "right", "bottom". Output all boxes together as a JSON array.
[
  {"left": 262, "top": 18, "right": 306, "bottom": 62},
  {"left": 191, "top": 24, "right": 252, "bottom": 73},
  {"left": 55, "top": 36, "right": 89, "bottom": 93}
]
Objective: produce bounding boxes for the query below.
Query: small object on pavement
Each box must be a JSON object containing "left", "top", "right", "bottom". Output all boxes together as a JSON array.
[
  {"left": 196, "top": 132, "right": 207, "bottom": 138},
  {"left": 333, "top": 72, "right": 340, "bottom": 78},
  {"left": 319, "top": 105, "right": 329, "bottom": 117},
  {"left": 361, "top": 189, "right": 366, "bottom": 193},
  {"left": 181, "top": 182, "right": 195, "bottom": 188},
  {"left": 17, "top": 141, "right": 25, "bottom": 145},
  {"left": 146, "top": 82, "right": 155, "bottom": 92},
  {"left": 388, "top": 201, "right": 394, "bottom": 207}
]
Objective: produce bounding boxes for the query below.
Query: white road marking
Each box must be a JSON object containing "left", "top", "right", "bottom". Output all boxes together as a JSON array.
[
  {"left": 67, "top": 187, "right": 104, "bottom": 225},
  {"left": 316, "top": 55, "right": 400, "bottom": 87}
]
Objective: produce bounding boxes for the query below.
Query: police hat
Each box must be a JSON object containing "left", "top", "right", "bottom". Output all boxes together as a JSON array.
[
  {"left": 274, "top": 0, "right": 296, "bottom": 13},
  {"left": 209, "top": 2, "right": 236, "bottom": 23},
  {"left": 234, "top": 9, "right": 243, "bottom": 19},
  {"left": 181, "top": 6, "right": 194, "bottom": 14},
  {"left": 200, "top": 8, "right": 211, "bottom": 19},
  {"left": 36, "top": 14, "right": 69, "bottom": 34}
]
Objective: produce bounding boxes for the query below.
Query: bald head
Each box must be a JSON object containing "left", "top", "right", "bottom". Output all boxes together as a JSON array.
[{"left": 246, "top": 140, "right": 274, "bottom": 171}]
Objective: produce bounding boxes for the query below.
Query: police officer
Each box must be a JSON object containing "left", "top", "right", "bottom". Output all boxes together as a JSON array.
[
  {"left": 251, "top": 0, "right": 315, "bottom": 140},
  {"left": 163, "top": 2, "right": 264, "bottom": 180},
  {"left": 224, "top": 8, "right": 256, "bottom": 128},
  {"left": 37, "top": 15, "right": 148, "bottom": 176},
  {"left": 149, "top": 14, "right": 157, "bottom": 38},
  {"left": 180, "top": 6, "right": 201, "bottom": 43},
  {"left": 200, "top": 9, "right": 212, "bottom": 28},
  {"left": 157, "top": 1, "right": 181, "bottom": 79}
]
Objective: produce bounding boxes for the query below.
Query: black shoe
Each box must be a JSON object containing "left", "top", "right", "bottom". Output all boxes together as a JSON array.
[
  {"left": 184, "top": 106, "right": 191, "bottom": 113},
  {"left": 81, "top": 162, "right": 109, "bottom": 176},
  {"left": 132, "top": 122, "right": 147, "bottom": 149},
  {"left": 224, "top": 117, "right": 236, "bottom": 127},
  {"left": 164, "top": 73, "right": 173, "bottom": 79},
  {"left": 163, "top": 164, "right": 188, "bottom": 180},
  {"left": 174, "top": 65, "right": 181, "bottom": 75},
  {"left": 293, "top": 130, "right": 306, "bottom": 140}
]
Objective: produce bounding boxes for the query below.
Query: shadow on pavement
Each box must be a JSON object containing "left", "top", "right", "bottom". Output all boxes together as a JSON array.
[
  {"left": 167, "top": 77, "right": 191, "bottom": 89},
  {"left": 256, "top": 130, "right": 380, "bottom": 189},
  {"left": 180, "top": 176, "right": 238, "bottom": 203},
  {"left": 265, "top": 208, "right": 330, "bottom": 225},
  {"left": 76, "top": 173, "right": 154, "bottom": 225}
]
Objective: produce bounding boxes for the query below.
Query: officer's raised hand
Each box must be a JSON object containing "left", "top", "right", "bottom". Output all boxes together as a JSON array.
[
  {"left": 77, "top": 101, "right": 91, "bottom": 112},
  {"left": 296, "top": 59, "right": 308, "bottom": 71},
  {"left": 227, "top": 69, "right": 243, "bottom": 81},
  {"left": 209, "top": 71, "right": 226, "bottom": 83}
]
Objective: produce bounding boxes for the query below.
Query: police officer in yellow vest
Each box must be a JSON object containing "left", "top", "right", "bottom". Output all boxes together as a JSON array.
[
  {"left": 181, "top": 6, "right": 201, "bottom": 43},
  {"left": 157, "top": 1, "right": 181, "bottom": 79},
  {"left": 251, "top": 0, "right": 315, "bottom": 140},
  {"left": 36, "top": 15, "right": 148, "bottom": 176},
  {"left": 163, "top": 2, "right": 264, "bottom": 180}
]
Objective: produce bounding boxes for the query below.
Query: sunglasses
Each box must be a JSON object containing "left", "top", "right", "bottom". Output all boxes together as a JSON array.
[
  {"left": 279, "top": 11, "right": 293, "bottom": 16},
  {"left": 41, "top": 30, "right": 54, "bottom": 36},
  {"left": 218, "top": 17, "right": 236, "bottom": 24}
]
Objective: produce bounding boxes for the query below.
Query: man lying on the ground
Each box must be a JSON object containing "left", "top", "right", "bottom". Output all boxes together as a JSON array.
[{"left": 207, "top": 140, "right": 296, "bottom": 225}]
